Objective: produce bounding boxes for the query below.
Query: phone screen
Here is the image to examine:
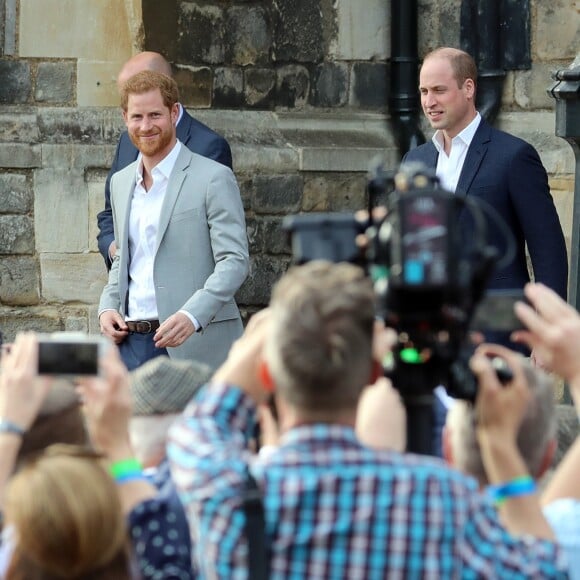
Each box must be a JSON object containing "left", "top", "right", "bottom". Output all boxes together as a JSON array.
[
  {"left": 470, "top": 290, "right": 528, "bottom": 332},
  {"left": 38, "top": 341, "right": 100, "bottom": 375},
  {"left": 401, "top": 195, "right": 448, "bottom": 285}
]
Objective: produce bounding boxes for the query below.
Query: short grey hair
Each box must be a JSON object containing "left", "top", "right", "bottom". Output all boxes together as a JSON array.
[{"left": 447, "top": 361, "right": 557, "bottom": 484}]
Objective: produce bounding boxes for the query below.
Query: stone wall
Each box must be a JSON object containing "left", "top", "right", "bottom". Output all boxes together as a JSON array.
[
  {"left": 141, "top": 0, "right": 389, "bottom": 111},
  {"left": 0, "top": 0, "right": 578, "bottom": 339}
]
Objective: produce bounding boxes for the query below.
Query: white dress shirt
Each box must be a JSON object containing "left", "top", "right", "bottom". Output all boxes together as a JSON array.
[
  {"left": 432, "top": 114, "right": 481, "bottom": 410},
  {"left": 432, "top": 113, "right": 481, "bottom": 193},
  {"left": 127, "top": 140, "right": 182, "bottom": 320}
]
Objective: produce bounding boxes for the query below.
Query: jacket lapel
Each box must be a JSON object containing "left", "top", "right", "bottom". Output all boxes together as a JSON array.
[
  {"left": 455, "top": 119, "right": 491, "bottom": 197},
  {"left": 115, "top": 168, "right": 136, "bottom": 262},
  {"left": 155, "top": 146, "right": 192, "bottom": 254},
  {"left": 111, "top": 166, "right": 137, "bottom": 315}
]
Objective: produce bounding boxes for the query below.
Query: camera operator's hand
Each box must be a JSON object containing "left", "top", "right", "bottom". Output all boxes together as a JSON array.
[
  {"left": 471, "top": 343, "right": 554, "bottom": 540},
  {"left": 471, "top": 345, "right": 529, "bottom": 451},
  {"left": 213, "top": 308, "right": 272, "bottom": 406},
  {"left": 77, "top": 343, "right": 133, "bottom": 461},
  {"left": 512, "top": 282, "right": 580, "bottom": 406},
  {"left": 99, "top": 310, "right": 128, "bottom": 344}
]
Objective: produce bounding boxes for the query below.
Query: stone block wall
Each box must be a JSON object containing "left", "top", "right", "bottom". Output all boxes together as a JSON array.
[
  {"left": 206, "top": 109, "right": 394, "bottom": 321},
  {"left": 144, "top": 0, "right": 390, "bottom": 111},
  {"left": 0, "top": 106, "right": 121, "bottom": 337},
  {"left": 0, "top": 0, "right": 578, "bottom": 340}
]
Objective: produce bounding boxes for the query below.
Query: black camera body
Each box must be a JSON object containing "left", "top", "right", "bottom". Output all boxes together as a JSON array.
[
  {"left": 371, "top": 179, "right": 499, "bottom": 402},
  {"left": 284, "top": 163, "right": 507, "bottom": 404}
]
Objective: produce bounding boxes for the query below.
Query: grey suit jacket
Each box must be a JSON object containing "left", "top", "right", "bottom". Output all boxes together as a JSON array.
[{"left": 99, "top": 145, "right": 249, "bottom": 369}]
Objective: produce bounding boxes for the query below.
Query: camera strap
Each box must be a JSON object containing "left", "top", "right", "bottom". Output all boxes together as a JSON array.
[{"left": 242, "top": 468, "right": 269, "bottom": 580}]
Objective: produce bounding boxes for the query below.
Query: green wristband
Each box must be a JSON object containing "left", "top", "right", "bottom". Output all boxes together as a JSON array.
[{"left": 109, "top": 458, "right": 142, "bottom": 480}]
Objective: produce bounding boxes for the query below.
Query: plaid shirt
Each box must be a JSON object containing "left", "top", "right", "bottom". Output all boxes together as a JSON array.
[{"left": 168, "top": 384, "right": 568, "bottom": 579}]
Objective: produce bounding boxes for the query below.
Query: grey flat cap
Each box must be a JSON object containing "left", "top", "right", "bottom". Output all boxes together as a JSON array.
[{"left": 130, "top": 356, "right": 212, "bottom": 416}]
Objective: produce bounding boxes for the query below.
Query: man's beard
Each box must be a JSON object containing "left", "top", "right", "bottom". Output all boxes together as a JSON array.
[{"left": 129, "top": 127, "right": 173, "bottom": 157}]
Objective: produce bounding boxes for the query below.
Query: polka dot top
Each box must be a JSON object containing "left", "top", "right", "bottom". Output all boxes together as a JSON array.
[{"left": 129, "top": 495, "right": 194, "bottom": 579}]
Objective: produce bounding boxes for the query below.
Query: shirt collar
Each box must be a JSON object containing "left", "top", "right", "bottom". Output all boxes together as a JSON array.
[
  {"left": 432, "top": 112, "right": 481, "bottom": 153},
  {"left": 135, "top": 139, "right": 182, "bottom": 183},
  {"left": 280, "top": 423, "right": 360, "bottom": 448}
]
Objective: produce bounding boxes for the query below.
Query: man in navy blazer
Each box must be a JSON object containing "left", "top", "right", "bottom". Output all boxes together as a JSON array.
[
  {"left": 403, "top": 47, "right": 567, "bottom": 302},
  {"left": 97, "top": 52, "right": 232, "bottom": 269},
  {"left": 402, "top": 47, "right": 567, "bottom": 456}
]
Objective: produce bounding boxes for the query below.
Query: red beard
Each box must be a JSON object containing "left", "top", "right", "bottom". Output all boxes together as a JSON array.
[{"left": 129, "top": 127, "right": 173, "bottom": 158}]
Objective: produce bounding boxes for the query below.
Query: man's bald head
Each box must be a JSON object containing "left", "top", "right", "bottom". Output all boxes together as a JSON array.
[{"left": 117, "top": 52, "right": 173, "bottom": 89}]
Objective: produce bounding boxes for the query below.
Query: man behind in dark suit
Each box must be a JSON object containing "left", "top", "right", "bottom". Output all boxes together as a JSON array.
[
  {"left": 402, "top": 47, "right": 568, "bottom": 455},
  {"left": 97, "top": 52, "right": 232, "bottom": 269}
]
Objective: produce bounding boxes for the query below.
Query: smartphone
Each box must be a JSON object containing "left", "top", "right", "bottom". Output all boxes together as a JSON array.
[
  {"left": 37, "top": 333, "right": 107, "bottom": 376},
  {"left": 470, "top": 289, "right": 529, "bottom": 332}
]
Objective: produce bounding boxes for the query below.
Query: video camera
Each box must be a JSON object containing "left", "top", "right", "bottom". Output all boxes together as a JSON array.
[{"left": 283, "top": 160, "right": 516, "bottom": 406}]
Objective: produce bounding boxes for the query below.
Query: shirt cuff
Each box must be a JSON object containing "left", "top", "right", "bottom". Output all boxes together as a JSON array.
[
  {"left": 178, "top": 310, "right": 200, "bottom": 331},
  {"left": 98, "top": 308, "right": 118, "bottom": 319}
]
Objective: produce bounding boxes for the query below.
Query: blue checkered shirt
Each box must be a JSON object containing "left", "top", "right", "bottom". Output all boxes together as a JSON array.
[{"left": 168, "top": 384, "right": 567, "bottom": 579}]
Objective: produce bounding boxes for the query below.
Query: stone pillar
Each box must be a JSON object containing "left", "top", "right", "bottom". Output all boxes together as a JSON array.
[{"left": 549, "top": 59, "right": 580, "bottom": 308}]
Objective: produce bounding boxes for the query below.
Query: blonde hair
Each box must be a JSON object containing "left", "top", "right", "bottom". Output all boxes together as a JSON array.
[{"left": 5, "top": 445, "right": 130, "bottom": 580}]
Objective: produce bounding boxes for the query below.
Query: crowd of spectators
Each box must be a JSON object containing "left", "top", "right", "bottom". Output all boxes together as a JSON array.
[{"left": 1, "top": 262, "right": 580, "bottom": 578}]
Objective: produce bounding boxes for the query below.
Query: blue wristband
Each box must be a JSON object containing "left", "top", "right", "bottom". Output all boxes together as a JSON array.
[
  {"left": 115, "top": 472, "right": 148, "bottom": 485},
  {"left": 487, "top": 475, "right": 537, "bottom": 506},
  {"left": 0, "top": 418, "right": 25, "bottom": 437}
]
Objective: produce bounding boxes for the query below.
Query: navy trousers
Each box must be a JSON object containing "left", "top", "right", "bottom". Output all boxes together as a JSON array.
[{"left": 118, "top": 332, "right": 168, "bottom": 371}]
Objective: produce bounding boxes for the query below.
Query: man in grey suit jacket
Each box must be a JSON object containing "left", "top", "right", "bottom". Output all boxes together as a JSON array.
[
  {"left": 97, "top": 52, "right": 232, "bottom": 270},
  {"left": 99, "top": 70, "right": 249, "bottom": 371}
]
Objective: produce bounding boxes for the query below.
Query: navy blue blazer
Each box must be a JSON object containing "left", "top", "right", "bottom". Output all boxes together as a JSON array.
[
  {"left": 405, "top": 119, "right": 568, "bottom": 455},
  {"left": 402, "top": 118, "right": 568, "bottom": 300},
  {"left": 96, "top": 107, "right": 232, "bottom": 268}
]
